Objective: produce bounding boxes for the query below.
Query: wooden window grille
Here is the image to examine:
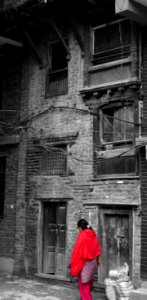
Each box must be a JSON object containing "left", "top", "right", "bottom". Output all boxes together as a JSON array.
[
  {"left": 42, "top": 145, "right": 67, "bottom": 175},
  {"left": 93, "top": 19, "right": 131, "bottom": 65},
  {"left": 46, "top": 40, "right": 68, "bottom": 96},
  {"left": 93, "top": 103, "right": 138, "bottom": 176},
  {"left": 0, "top": 157, "right": 6, "bottom": 217}
]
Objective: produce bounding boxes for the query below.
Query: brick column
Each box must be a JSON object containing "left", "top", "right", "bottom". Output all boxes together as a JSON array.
[{"left": 14, "top": 130, "right": 27, "bottom": 275}]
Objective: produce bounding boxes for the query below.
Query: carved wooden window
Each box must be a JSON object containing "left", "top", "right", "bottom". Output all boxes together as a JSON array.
[
  {"left": 93, "top": 19, "right": 131, "bottom": 65},
  {"left": 42, "top": 144, "right": 67, "bottom": 175},
  {"left": 46, "top": 40, "right": 68, "bottom": 96},
  {"left": 100, "top": 105, "right": 134, "bottom": 144},
  {"left": 93, "top": 103, "right": 138, "bottom": 176},
  {"left": 0, "top": 157, "right": 6, "bottom": 217}
]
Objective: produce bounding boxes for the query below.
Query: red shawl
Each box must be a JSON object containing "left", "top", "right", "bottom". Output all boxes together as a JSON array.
[{"left": 70, "top": 229, "right": 101, "bottom": 277}]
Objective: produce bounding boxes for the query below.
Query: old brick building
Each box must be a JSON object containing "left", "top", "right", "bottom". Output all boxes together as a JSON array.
[{"left": 0, "top": 0, "right": 147, "bottom": 289}]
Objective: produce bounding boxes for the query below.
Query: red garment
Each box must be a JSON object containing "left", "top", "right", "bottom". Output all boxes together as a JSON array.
[
  {"left": 78, "top": 276, "right": 93, "bottom": 300},
  {"left": 70, "top": 229, "right": 101, "bottom": 277}
]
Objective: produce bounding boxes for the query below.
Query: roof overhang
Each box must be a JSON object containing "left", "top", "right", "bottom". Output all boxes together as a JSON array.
[{"left": 115, "top": 0, "right": 147, "bottom": 25}]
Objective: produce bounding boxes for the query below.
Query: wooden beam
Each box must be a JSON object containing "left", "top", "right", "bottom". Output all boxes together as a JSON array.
[
  {"left": 38, "top": 17, "right": 70, "bottom": 56},
  {"left": 70, "top": 17, "right": 84, "bottom": 56},
  {"left": 21, "top": 26, "right": 45, "bottom": 68},
  {"left": 0, "top": 36, "right": 23, "bottom": 47}
]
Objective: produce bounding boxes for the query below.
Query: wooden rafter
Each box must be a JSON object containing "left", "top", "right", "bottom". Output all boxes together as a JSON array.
[
  {"left": 70, "top": 16, "right": 84, "bottom": 55},
  {"left": 21, "top": 25, "right": 45, "bottom": 68},
  {"left": 0, "top": 36, "right": 23, "bottom": 47},
  {"left": 38, "top": 17, "right": 70, "bottom": 56}
]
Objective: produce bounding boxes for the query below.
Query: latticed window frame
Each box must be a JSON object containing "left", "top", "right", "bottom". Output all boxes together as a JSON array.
[
  {"left": 42, "top": 144, "right": 67, "bottom": 176},
  {"left": 92, "top": 18, "right": 132, "bottom": 66}
]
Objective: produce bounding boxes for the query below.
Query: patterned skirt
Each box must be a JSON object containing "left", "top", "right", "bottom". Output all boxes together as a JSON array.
[{"left": 80, "top": 258, "right": 97, "bottom": 284}]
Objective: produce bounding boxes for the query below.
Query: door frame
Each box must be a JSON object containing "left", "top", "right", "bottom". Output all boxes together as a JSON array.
[
  {"left": 37, "top": 199, "right": 68, "bottom": 278},
  {"left": 98, "top": 206, "right": 133, "bottom": 283}
]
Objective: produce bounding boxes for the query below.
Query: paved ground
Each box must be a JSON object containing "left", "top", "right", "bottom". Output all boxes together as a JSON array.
[{"left": 0, "top": 275, "right": 107, "bottom": 300}]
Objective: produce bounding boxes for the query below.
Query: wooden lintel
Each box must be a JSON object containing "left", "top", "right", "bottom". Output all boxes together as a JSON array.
[
  {"left": 70, "top": 17, "right": 84, "bottom": 55},
  {"left": 38, "top": 17, "right": 70, "bottom": 56},
  {"left": 21, "top": 26, "right": 44, "bottom": 68}
]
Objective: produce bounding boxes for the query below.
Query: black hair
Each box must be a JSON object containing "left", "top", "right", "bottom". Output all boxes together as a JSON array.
[{"left": 77, "top": 218, "right": 92, "bottom": 230}]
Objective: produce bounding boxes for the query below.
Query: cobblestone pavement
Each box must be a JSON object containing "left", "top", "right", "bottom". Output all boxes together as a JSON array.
[{"left": 0, "top": 275, "right": 106, "bottom": 300}]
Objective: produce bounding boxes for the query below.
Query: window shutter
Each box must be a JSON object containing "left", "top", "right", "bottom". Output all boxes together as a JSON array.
[{"left": 93, "top": 20, "right": 131, "bottom": 65}]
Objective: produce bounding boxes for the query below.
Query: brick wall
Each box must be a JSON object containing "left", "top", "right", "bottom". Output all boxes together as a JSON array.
[
  {"left": 0, "top": 15, "right": 142, "bottom": 285},
  {"left": 0, "top": 45, "right": 23, "bottom": 273},
  {"left": 0, "top": 148, "right": 18, "bottom": 258}
]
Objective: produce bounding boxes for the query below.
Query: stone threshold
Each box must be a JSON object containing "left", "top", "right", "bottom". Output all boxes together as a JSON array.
[
  {"left": 35, "top": 273, "right": 105, "bottom": 293},
  {"left": 35, "top": 273, "right": 71, "bottom": 282}
]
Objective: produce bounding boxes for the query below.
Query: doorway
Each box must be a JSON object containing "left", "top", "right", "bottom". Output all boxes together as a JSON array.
[
  {"left": 42, "top": 202, "right": 67, "bottom": 276},
  {"left": 99, "top": 208, "right": 132, "bottom": 282}
]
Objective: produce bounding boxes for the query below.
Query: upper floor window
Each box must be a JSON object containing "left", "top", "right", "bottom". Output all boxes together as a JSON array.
[
  {"left": 94, "top": 102, "right": 138, "bottom": 177},
  {"left": 42, "top": 144, "right": 67, "bottom": 176},
  {"left": 46, "top": 40, "right": 68, "bottom": 97},
  {"left": 100, "top": 105, "right": 134, "bottom": 144},
  {"left": 92, "top": 19, "right": 131, "bottom": 65},
  {"left": 0, "top": 157, "right": 6, "bottom": 217}
]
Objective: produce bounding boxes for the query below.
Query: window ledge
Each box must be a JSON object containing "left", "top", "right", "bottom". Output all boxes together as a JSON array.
[
  {"left": 95, "top": 148, "right": 135, "bottom": 159},
  {"left": 41, "top": 173, "right": 68, "bottom": 177},
  {"left": 45, "top": 90, "right": 68, "bottom": 99},
  {"left": 88, "top": 57, "right": 132, "bottom": 72},
  {"left": 92, "top": 175, "right": 140, "bottom": 181}
]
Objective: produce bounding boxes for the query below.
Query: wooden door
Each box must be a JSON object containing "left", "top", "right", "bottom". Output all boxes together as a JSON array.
[
  {"left": 99, "top": 208, "right": 132, "bottom": 282},
  {"left": 43, "top": 202, "right": 66, "bottom": 276}
]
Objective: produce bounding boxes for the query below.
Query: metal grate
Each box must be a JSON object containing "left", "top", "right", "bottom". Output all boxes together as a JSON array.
[{"left": 46, "top": 68, "right": 68, "bottom": 96}]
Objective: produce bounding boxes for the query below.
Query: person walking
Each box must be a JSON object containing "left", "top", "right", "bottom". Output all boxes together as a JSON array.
[{"left": 70, "top": 218, "right": 101, "bottom": 300}]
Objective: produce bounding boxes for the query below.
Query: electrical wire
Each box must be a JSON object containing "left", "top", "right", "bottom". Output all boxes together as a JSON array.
[
  {"left": 16, "top": 100, "right": 141, "bottom": 128},
  {"left": 29, "top": 125, "right": 144, "bottom": 166}
]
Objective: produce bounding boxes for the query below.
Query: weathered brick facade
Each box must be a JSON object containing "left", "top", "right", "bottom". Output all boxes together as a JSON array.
[{"left": 0, "top": 0, "right": 145, "bottom": 288}]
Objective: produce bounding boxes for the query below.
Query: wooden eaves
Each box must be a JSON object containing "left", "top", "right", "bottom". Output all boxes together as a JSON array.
[{"left": 0, "top": 0, "right": 112, "bottom": 66}]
